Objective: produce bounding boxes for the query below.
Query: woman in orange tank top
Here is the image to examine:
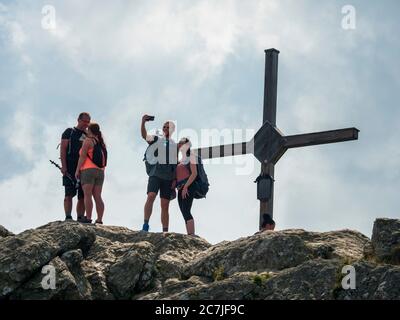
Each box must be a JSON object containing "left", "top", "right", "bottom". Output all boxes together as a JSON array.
[{"left": 75, "top": 123, "right": 107, "bottom": 225}]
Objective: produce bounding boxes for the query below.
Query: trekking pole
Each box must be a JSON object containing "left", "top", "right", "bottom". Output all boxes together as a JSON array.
[{"left": 49, "top": 160, "right": 79, "bottom": 189}]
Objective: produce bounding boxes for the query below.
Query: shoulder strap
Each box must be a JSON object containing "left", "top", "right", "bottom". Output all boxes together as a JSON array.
[
  {"left": 67, "top": 127, "right": 75, "bottom": 155},
  {"left": 87, "top": 137, "right": 97, "bottom": 159}
]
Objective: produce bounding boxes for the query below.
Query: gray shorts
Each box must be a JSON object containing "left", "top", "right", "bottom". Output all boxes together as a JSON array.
[{"left": 80, "top": 168, "right": 105, "bottom": 186}]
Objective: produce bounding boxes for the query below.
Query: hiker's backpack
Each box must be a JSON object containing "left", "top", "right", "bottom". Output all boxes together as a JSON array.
[
  {"left": 186, "top": 155, "right": 210, "bottom": 199},
  {"left": 143, "top": 136, "right": 177, "bottom": 180},
  {"left": 89, "top": 140, "right": 107, "bottom": 168},
  {"left": 144, "top": 136, "right": 159, "bottom": 176}
]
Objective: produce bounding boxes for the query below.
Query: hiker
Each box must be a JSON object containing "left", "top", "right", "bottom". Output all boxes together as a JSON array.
[
  {"left": 75, "top": 123, "right": 107, "bottom": 225},
  {"left": 60, "top": 112, "right": 91, "bottom": 221},
  {"left": 261, "top": 214, "right": 276, "bottom": 232},
  {"left": 176, "top": 138, "right": 198, "bottom": 235},
  {"left": 141, "top": 114, "right": 177, "bottom": 232}
]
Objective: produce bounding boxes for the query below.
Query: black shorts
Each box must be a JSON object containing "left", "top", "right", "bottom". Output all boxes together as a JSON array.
[
  {"left": 147, "top": 176, "right": 173, "bottom": 200},
  {"left": 63, "top": 175, "right": 84, "bottom": 200}
]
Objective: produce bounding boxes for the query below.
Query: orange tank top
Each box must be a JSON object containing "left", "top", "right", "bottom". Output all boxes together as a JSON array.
[{"left": 80, "top": 139, "right": 105, "bottom": 171}]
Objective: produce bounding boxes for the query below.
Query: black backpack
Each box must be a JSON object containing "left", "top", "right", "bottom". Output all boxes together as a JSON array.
[
  {"left": 186, "top": 155, "right": 210, "bottom": 199},
  {"left": 89, "top": 139, "right": 107, "bottom": 168}
]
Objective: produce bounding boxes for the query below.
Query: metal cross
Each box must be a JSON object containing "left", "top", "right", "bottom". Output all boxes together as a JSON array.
[{"left": 193, "top": 49, "right": 359, "bottom": 230}]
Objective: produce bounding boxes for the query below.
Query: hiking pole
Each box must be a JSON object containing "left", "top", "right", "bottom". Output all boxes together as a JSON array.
[{"left": 49, "top": 160, "right": 80, "bottom": 189}]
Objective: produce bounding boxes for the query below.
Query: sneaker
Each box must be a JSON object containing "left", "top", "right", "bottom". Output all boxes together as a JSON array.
[
  {"left": 65, "top": 215, "right": 73, "bottom": 221},
  {"left": 142, "top": 223, "right": 150, "bottom": 232},
  {"left": 95, "top": 220, "right": 103, "bottom": 225}
]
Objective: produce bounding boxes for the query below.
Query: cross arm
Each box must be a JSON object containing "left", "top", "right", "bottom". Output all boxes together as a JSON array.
[
  {"left": 192, "top": 142, "right": 249, "bottom": 159},
  {"left": 284, "top": 127, "right": 359, "bottom": 149}
]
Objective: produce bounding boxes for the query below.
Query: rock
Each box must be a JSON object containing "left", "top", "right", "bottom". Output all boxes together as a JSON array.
[
  {"left": 162, "top": 273, "right": 259, "bottom": 300},
  {"left": 61, "top": 249, "right": 84, "bottom": 268},
  {"left": 106, "top": 242, "right": 156, "bottom": 299},
  {"left": 139, "top": 276, "right": 210, "bottom": 300},
  {"left": 1, "top": 218, "right": 399, "bottom": 300},
  {"left": 81, "top": 262, "right": 114, "bottom": 300},
  {"left": 182, "top": 229, "right": 368, "bottom": 280},
  {"left": 335, "top": 260, "right": 400, "bottom": 300},
  {"left": 156, "top": 252, "right": 185, "bottom": 280},
  {"left": 259, "top": 259, "right": 341, "bottom": 300},
  {"left": 10, "top": 257, "right": 83, "bottom": 300},
  {"left": 0, "top": 221, "right": 96, "bottom": 298},
  {"left": 0, "top": 226, "right": 13, "bottom": 238},
  {"left": 60, "top": 249, "right": 92, "bottom": 299},
  {"left": 169, "top": 260, "right": 341, "bottom": 300},
  {"left": 371, "top": 218, "right": 400, "bottom": 264}
]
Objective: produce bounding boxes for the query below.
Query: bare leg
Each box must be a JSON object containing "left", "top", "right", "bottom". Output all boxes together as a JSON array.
[
  {"left": 186, "top": 219, "right": 195, "bottom": 235},
  {"left": 144, "top": 192, "right": 157, "bottom": 222},
  {"left": 76, "top": 198, "right": 85, "bottom": 218},
  {"left": 92, "top": 184, "right": 104, "bottom": 223},
  {"left": 82, "top": 184, "right": 94, "bottom": 220},
  {"left": 64, "top": 196, "right": 72, "bottom": 216},
  {"left": 160, "top": 198, "right": 170, "bottom": 232}
]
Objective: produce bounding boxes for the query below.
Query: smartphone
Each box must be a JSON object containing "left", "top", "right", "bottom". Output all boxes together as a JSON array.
[{"left": 147, "top": 115, "right": 155, "bottom": 121}]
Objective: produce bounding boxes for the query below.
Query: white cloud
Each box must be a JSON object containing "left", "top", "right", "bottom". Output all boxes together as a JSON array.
[
  {"left": 4, "top": 109, "right": 38, "bottom": 161},
  {"left": 0, "top": 1, "right": 399, "bottom": 242},
  {"left": 0, "top": 2, "right": 8, "bottom": 13}
]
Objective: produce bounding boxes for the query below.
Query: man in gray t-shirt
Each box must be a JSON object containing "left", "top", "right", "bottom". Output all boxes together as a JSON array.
[{"left": 141, "top": 115, "right": 177, "bottom": 232}]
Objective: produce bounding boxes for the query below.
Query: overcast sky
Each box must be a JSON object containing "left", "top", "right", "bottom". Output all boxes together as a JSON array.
[{"left": 0, "top": 0, "right": 399, "bottom": 243}]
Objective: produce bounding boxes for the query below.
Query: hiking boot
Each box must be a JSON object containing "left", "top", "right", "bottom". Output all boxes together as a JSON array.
[
  {"left": 142, "top": 223, "right": 150, "bottom": 232},
  {"left": 78, "top": 216, "right": 92, "bottom": 224}
]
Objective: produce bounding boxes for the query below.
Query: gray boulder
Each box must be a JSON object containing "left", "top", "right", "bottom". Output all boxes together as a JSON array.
[
  {"left": 335, "top": 260, "right": 400, "bottom": 300},
  {"left": 10, "top": 257, "right": 82, "bottom": 300},
  {"left": 0, "top": 225, "right": 14, "bottom": 238},
  {"left": 182, "top": 229, "right": 368, "bottom": 280},
  {"left": 0, "top": 221, "right": 96, "bottom": 298},
  {"left": 106, "top": 241, "right": 156, "bottom": 299},
  {"left": 371, "top": 218, "right": 400, "bottom": 264}
]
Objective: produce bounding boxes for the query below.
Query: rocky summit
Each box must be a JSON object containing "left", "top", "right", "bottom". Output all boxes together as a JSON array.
[{"left": 0, "top": 218, "right": 399, "bottom": 300}]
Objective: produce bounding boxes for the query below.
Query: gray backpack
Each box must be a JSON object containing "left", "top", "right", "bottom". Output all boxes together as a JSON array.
[{"left": 143, "top": 136, "right": 176, "bottom": 180}]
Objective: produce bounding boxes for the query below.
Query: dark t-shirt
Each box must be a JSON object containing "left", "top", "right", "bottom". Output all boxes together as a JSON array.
[{"left": 61, "top": 127, "right": 86, "bottom": 174}]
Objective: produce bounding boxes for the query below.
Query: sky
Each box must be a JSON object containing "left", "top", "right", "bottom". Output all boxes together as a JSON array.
[{"left": 0, "top": 0, "right": 399, "bottom": 244}]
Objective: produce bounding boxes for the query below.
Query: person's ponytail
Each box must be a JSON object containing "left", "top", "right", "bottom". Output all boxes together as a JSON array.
[{"left": 88, "top": 123, "right": 106, "bottom": 149}]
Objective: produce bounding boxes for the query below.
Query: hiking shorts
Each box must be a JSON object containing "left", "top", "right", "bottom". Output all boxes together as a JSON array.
[
  {"left": 63, "top": 175, "right": 84, "bottom": 200},
  {"left": 147, "top": 176, "right": 173, "bottom": 200},
  {"left": 80, "top": 168, "right": 105, "bottom": 186}
]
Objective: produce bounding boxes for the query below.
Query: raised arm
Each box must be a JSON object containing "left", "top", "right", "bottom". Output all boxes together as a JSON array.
[{"left": 141, "top": 114, "right": 150, "bottom": 140}]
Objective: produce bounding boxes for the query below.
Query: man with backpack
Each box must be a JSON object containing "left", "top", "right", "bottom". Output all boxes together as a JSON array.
[
  {"left": 141, "top": 115, "right": 177, "bottom": 232},
  {"left": 60, "top": 112, "right": 91, "bottom": 221}
]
